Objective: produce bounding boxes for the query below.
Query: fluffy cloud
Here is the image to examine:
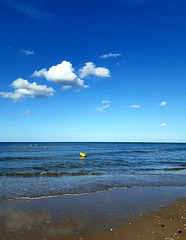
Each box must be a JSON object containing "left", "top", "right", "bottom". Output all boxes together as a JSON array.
[
  {"left": 102, "top": 100, "right": 111, "bottom": 103},
  {"left": 21, "top": 110, "right": 32, "bottom": 116},
  {"left": 0, "top": 92, "right": 24, "bottom": 102},
  {"left": 20, "top": 49, "right": 35, "bottom": 55},
  {"left": 160, "top": 102, "right": 167, "bottom": 107},
  {"left": 79, "top": 62, "right": 110, "bottom": 78},
  {"left": 131, "top": 105, "right": 140, "bottom": 108},
  {"left": 0, "top": 78, "right": 55, "bottom": 102},
  {"left": 160, "top": 123, "right": 166, "bottom": 127},
  {"left": 100, "top": 53, "right": 121, "bottom": 58},
  {"left": 32, "top": 61, "right": 88, "bottom": 89}
]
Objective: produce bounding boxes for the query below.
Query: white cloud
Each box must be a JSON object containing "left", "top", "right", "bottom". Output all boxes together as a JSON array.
[
  {"left": 175, "top": 137, "right": 185, "bottom": 141},
  {"left": 0, "top": 78, "right": 55, "bottom": 102},
  {"left": 100, "top": 53, "right": 121, "bottom": 58},
  {"left": 160, "top": 101, "right": 167, "bottom": 107},
  {"left": 97, "top": 108, "right": 103, "bottom": 112},
  {"left": 21, "top": 110, "right": 32, "bottom": 116},
  {"left": 97, "top": 101, "right": 111, "bottom": 112},
  {"left": 79, "top": 62, "right": 110, "bottom": 78},
  {"left": 102, "top": 104, "right": 109, "bottom": 109},
  {"left": 0, "top": 0, "right": 53, "bottom": 21},
  {"left": 20, "top": 49, "right": 35, "bottom": 55},
  {"left": 102, "top": 100, "right": 111, "bottom": 103},
  {"left": 32, "top": 61, "right": 88, "bottom": 89},
  {"left": 160, "top": 123, "right": 166, "bottom": 127},
  {"left": 131, "top": 105, "right": 140, "bottom": 108},
  {"left": 0, "top": 92, "right": 24, "bottom": 102}
]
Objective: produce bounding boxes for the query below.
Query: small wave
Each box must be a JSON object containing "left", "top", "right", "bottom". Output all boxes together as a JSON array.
[
  {"left": 114, "top": 150, "right": 153, "bottom": 154},
  {"left": 0, "top": 156, "right": 46, "bottom": 161},
  {"left": 164, "top": 167, "right": 186, "bottom": 171},
  {"left": 6, "top": 185, "right": 186, "bottom": 201},
  {"left": 137, "top": 168, "right": 160, "bottom": 171},
  {"left": 0, "top": 156, "right": 32, "bottom": 161},
  {"left": 162, "top": 148, "right": 186, "bottom": 152},
  {"left": 1, "top": 172, "right": 102, "bottom": 178}
]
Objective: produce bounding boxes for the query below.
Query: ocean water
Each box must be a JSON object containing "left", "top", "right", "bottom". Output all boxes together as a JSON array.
[{"left": 0, "top": 142, "right": 186, "bottom": 200}]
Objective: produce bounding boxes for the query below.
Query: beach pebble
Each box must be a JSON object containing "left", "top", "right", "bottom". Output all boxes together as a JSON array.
[
  {"left": 129, "top": 222, "right": 131, "bottom": 224},
  {"left": 111, "top": 228, "right": 113, "bottom": 231},
  {"left": 161, "top": 224, "right": 164, "bottom": 227},
  {"left": 169, "top": 217, "right": 173, "bottom": 220},
  {"left": 178, "top": 230, "right": 182, "bottom": 234}
]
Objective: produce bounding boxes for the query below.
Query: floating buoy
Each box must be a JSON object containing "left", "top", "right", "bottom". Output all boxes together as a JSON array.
[
  {"left": 45, "top": 147, "right": 48, "bottom": 149},
  {"left": 80, "top": 152, "right": 87, "bottom": 157},
  {"left": 30, "top": 144, "right": 32, "bottom": 147}
]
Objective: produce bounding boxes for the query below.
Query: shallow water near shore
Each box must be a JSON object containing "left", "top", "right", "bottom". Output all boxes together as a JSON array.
[{"left": 0, "top": 142, "right": 186, "bottom": 200}]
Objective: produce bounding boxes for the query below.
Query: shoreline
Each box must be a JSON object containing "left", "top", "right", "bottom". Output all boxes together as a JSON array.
[
  {"left": 0, "top": 186, "right": 185, "bottom": 239},
  {"left": 3, "top": 185, "right": 186, "bottom": 202}
]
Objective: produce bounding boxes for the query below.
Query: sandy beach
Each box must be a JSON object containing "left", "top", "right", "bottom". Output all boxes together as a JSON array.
[
  {"left": 0, "top": 187, "right": 185, "bottom": 240},
  {"left": 85, "top": 198, "right": 186, "bottom": 240}
]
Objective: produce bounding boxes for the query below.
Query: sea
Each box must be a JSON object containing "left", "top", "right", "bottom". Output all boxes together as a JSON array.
[{"left": 0, "top": 142, "right": 186, "bottom": 200}]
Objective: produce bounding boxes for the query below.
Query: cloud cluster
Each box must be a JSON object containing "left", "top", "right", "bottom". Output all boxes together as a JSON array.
[
  {"left": 160, "top": 101, "right": 167, "bottom": 107},
  {"left": 0, "top": 78, "right": 55, "bottom": 102},
  {"left": 97, "top": 100, "right": 111, "bottom": 112},
  {"left": 20, "top": 49, "right": 35, "bottom": 55},
  {"left": 32, "top": 61, "right": 88, "bottom": 90},
  {"left": 0, "top": 60, "right": 111, "bottom": 102},
  {"left": 79, "top": 62, "right": 110, "bottom": 78},
  {"left": 100, "top": 53, "right": 121, "bottom": 58}
]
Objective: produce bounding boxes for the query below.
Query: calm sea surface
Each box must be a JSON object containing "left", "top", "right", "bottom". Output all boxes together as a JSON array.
[{"left": 0, "top": 142, "right": 186, "bottom": 200}]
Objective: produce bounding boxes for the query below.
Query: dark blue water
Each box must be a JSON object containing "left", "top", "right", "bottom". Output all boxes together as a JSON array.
[{"left": 0, "top": 142, "right": 186, "bottom": 200}]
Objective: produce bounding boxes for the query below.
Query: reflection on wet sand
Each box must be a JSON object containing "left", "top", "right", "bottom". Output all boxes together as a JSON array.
[
  {"left": 1, "top": 207, "right": 49, "bottom": 232},
  {"left": 0, "top": 205, "right": 85, "bottom": 239}
]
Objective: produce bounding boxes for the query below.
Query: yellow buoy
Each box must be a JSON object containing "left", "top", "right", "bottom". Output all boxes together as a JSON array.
[
  {"left": 45, "top": 147, "right": 48, "bottom": 149},
  {"left": 80, "top": 152, "right": 87, "bottom": 157}
]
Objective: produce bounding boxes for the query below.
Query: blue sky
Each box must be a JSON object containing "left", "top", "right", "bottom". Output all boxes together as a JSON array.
[{"left": 0, "top": 0, "right": 186, "bottom": 142}]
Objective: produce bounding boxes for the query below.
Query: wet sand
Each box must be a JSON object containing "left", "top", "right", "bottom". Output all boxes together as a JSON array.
[{"left": 0, "top": 187, "right": 185, "bottom": 240}]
